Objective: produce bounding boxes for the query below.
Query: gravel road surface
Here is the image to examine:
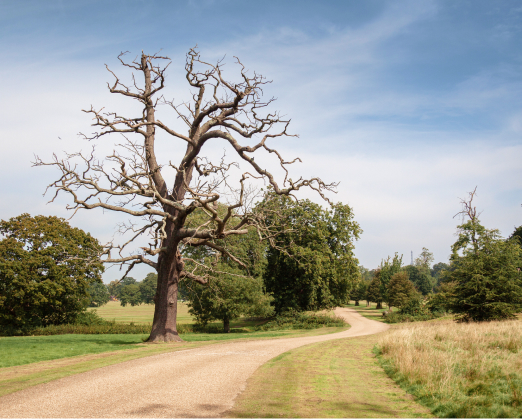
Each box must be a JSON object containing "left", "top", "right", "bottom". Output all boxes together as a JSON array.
[{"left": 0, "top": 307, "right": 389, "bottom": 418}]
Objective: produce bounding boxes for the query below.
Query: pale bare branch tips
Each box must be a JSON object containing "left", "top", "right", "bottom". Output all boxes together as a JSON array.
[{"left": 34, "top": 48, "right": 335, "bottom": 342}]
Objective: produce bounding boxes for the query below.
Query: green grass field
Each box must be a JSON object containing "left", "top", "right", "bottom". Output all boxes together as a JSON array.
[{"left": 88, "top": 301, "right": 193, "bottom": 324}]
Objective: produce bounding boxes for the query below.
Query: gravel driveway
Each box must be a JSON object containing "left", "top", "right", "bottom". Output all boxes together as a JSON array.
[{"left": 0, "top": 307, "right": 389, "bottom": 418}]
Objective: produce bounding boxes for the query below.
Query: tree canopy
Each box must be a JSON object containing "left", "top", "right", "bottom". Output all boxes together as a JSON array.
[
  {"left": 0, "top": 214, "right": 103, "bottom": 333},
  {"left": 262, "top": 195, "right": 361, "bottom": 313},
  {"left": 448, "top": 190, "right": 522, "bottom": 321}
]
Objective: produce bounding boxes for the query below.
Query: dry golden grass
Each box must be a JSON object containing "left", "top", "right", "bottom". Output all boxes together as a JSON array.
[{"left": 378, "top": 318, "right": 522, "bottom": 417}]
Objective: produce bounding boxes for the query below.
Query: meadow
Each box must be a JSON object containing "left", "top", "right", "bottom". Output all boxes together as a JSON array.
[
  {"left": 87, "top": 301, "right": 192, "bottom": 324},
  {"left": 377, "top": 317, "right": 522, "bottom": 418}
]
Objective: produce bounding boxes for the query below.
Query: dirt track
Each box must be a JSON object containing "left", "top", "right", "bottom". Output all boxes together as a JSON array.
[{"left": 0, "top": 308, "right": 389, "bottom": 418}]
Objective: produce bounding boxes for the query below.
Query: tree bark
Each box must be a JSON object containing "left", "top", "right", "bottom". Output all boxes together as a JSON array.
[
  {"left": 223, "top": 317, "right": 230, "bottom": 333},
  {"left": 148, "top": 249, "right": 183, "bottom": 342},
  {"left": 376, "top": 302, "right": 382, "bottom": 309},
  {"left": 355, "top": 300, "right": 359, "bottom": 306}
]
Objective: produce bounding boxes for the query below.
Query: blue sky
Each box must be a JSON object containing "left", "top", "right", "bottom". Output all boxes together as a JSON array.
[{"left": 1, "top": 0, "right": 521, "bottom": 281}]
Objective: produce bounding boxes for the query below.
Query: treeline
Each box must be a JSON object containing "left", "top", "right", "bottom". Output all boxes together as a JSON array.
[
  {"left": 88, "top": 273, "right": 159, "bottom": 307},
  {"left": 354, "top": 216, "right": 522, "bottom": 323}
]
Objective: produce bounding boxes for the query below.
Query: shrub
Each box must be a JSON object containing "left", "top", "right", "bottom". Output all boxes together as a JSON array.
[{"left": 254, "top": 310, "right": 347, "bottom": 331}]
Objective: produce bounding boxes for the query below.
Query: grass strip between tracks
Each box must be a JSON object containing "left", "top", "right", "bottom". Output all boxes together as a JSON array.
[{"left": 226, "top": 333, "right": 432, "bottom": 418}]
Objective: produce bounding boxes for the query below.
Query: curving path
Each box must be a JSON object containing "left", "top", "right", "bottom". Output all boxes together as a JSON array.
[{"left": 0, "top": 308, "right": 389, "bottom": 418}]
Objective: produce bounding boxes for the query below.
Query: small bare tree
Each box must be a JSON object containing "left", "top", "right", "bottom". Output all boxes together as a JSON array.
[{"left": 36, "top": 49, "right": 334, "bottom": 342}]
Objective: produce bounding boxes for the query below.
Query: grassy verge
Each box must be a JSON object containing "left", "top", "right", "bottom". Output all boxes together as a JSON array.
[
  {"left": 376, "top": 318, "right": 522, "bottom": 418},
  {"left": 226, "top": 334, "right": 432, "bottom": 418}
]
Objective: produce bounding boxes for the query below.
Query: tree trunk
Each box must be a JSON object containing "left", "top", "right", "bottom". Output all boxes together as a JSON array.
[
  {"left": 223, "top": 317, "right": 230, "bottom": 333},
  {"left": 376, "top": 302, "right": 382, "bottom": 310},
  {"left": 355, "top": 300, "right": 359, "bottom": 306},
  {"left": 148, "top": 249, "right": 183, "bottom": 342}
]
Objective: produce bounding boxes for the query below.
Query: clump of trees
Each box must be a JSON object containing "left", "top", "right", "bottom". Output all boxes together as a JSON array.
[
  {"left": 444, "top": 189, "right": 522, "bottom": 322},
  {"left": 107, "top": 273, "right": 158, "bottom": 306},
  {"left": 0, "top": 214, "right": 104, "bottom": 334}
]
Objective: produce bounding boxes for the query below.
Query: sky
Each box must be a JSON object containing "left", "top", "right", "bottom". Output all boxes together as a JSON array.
[{"left": 1, "top": 0, "right": 521, "bottom": 281}]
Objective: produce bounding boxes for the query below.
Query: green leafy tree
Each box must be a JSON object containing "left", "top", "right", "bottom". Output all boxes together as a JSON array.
[
  {"left": 87, "top": 282, "right": 110, "bottom": 307},
  {"left": 119, "top": 283, "right": 142, "bottom": 307},
  {"left": 0, "top": 214, "right": 103, "bottom": 333},
  {"left": 448, "top": 190, "right": 522, "bottom": 321},
  {"left": 187, "top": 266, "right": 273, "bottom": 332},
  {"left": 366, "top": 270, "right": 384, "bottom": 309},
  {"left": 262, "top": 195, "right": 361, "bottom": 313},
  {"left": 379, "top": 253, "right": 403, "bottom": 308},
  {"left": 404, "top": 265, "right": 433, "bottom": 295},
  {"left": 431, "top": 262, "right": 450, "bottom": 288},
  {"left": 139, "top": 273, "right": 157, "bottom": 304},
  {"left": 107, "top": 276, "right": 137, "bottom": 301},
  {"left": 350, "top": 280, "right": 367, "bottom": 306},
  {"left": 387, "top": 271, "right": 417, "bottom": 310},
  {"left": 184, "top": 226, "right": 273, "bottom": 332}
]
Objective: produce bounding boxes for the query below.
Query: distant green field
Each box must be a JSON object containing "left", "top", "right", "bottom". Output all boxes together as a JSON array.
[{"left": 88, "top": 301, "right": 193, "bottom": 324}]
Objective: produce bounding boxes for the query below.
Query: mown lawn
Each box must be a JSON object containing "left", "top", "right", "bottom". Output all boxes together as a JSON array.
[{"left": 226, "top": 333, "right": 432, "bottom": 418}]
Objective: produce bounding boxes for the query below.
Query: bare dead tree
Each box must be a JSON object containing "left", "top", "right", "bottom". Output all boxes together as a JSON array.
[{"left": 35, "top": 49, "right": 335, "bottom": 342}]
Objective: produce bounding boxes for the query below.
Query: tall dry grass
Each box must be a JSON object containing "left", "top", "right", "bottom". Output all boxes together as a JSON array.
[{"left": 377, "top": 318, "right": 522, "bottom": 418}]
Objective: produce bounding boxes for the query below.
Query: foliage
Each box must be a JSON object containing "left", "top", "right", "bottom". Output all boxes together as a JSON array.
[
  {"left": 379, "top": 254, "right": 403, "bottom": 306},
  {"left": 186, "top": 264, "right": 273, "bottom": 332},
  {"left": 404, "top": 265, "right": 433, "bottom": 295},
  {"left": 139, "top": 273, "right": 157, "bottom": 304},
  {"left": 253, "top": 310, "right": 346, "bottom": 331},
  {"left": 431, "top": 262, "right": 450, "bottom": 286},
  {"left": 87, "top": 282, "right": 110, "bottom": 307},
  {"left": 449, "top": 219, "right": 522, "bottom": 322},
  {"left": 350, "top": 280, "right": 368, "bottom": 306},
  {"left": 262, "top": 195, "right": 361, "bottom": 313},
  {"left": 0, "top": 214, "right": 103, "bottom": 334},
  {"left": 387, "top": 272, "right": 417, "bottom": 309},
  {"left": 366, "top": 270, "right": 384, "bottom": 307},
  {"left": 508, "top": 225, "right": 522, "bottom": 249},
  {"left": 119, "top": 283, "right": 143, "bottom": 307}
]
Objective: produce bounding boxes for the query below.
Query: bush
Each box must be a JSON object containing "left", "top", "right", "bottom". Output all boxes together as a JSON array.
[
  {"left": 384, "top": 296, "right": 446, "bottom": 323},
  {"left": 254, "top": 310, "right": 347, "bottom": 331}
]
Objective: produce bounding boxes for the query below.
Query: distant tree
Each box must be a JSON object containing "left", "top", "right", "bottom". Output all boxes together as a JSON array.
[
  {"left": 350, "top": 280, "right": 368, "bottom": 306},
  {"left": 263, "top": 195, "right": 361, "bottom": 313},
  {"left": 415, "top": 247, "right": 434, "bottom": 270},
  {"left": 387, "top": 271, "right": 417, "bottom": 310},
  {"left": 87, "top": 282, "right": 110, "bottom": 307},
  {"left": 431, "top": 262, "right": 450, "bottom": 288},
  {"left": 379, "top": 254, "right": 403, "bottom": 308},
  {"left": 448, "top": 189, "right": 522, "bottom": 321},
  {"left": 0, "top": 214, "right": 103, "bottom": 333},
  {"left": 139, "top": 273, "right": 157, "bottom": 304},
  {"left": 119, "top": 283, "right": 142, "bottom": 307},
  {"left": 404, "top": 265, "right": 433, "bottom": 295},
  {"left": 366, "top": 270, "right": 384, "bottom": 309},
  {"left": 107, "top": 276, "right": 137, "bottom": 300}
]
